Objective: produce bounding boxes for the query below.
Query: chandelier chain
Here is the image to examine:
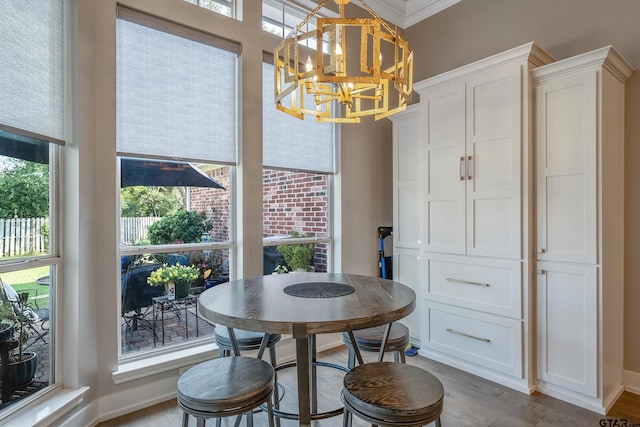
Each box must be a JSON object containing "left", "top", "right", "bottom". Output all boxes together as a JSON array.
[
  {"left": 294, "top": 0, "right": 329, "bottom": 34},
  {"left": 356, "top": 0, "right": 396, "bottom": 34}
]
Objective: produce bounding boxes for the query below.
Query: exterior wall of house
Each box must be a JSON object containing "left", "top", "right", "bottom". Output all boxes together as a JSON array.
[
  {"left": 189, "top": 167, "right": 231, "bottom": 242},
  {"left": 189, "top": 168, "right": 330, "bottom": 272}
]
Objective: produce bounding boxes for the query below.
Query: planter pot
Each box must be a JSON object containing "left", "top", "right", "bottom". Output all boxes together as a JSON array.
[
  {"left": 205, "top": 277, "right": 228, "bottom": 290},
  {"left": 0, "top": 323, "right": 14, "bottom": 342},
  {"left": 291, "top": 266, "right": 315, "bottom": 273},
  {"left": 175, "top": 282, "right": 191, "bottom": 298},
  {"left": 164, "top": 282, "right": 190, "bottom": 299},
  {"left": 8, "top": 351, "right": 37, "bottom": 389}
]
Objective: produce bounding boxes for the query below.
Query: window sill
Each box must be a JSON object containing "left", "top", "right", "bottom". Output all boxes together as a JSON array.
[
  {"left": 113, "top": 342, "right": 220, "bottom": 384},
  {"left": 3, "top": 386, "right": 89, "bottom": 427}
]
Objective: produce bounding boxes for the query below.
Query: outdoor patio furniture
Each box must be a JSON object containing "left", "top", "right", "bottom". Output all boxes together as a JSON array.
[
  {"left": 0, "top": 279, "right": 50, "bottom": 351},
  {"left": 121, "top": 262, "right": 164, "bottom": 345}
]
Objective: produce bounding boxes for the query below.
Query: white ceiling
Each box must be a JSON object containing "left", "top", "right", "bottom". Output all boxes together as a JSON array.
[{"left": 356, "top": 0, "right": 460, "bottom": 28}]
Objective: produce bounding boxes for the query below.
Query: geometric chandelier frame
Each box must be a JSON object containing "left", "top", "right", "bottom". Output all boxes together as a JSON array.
[{"left": 274, "top": 0, "right": 413, "bottom": 123}]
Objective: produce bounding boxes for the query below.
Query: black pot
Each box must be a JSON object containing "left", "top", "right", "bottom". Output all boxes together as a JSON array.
[
  {"left": 8, "top": 352, "right": 37, "bottom": 389},
  {"left": 0, "top": 323, "right": 14, "bottom": 342},
  {"left": 205, "top": 276, "right": 228, "bottom": 289}
]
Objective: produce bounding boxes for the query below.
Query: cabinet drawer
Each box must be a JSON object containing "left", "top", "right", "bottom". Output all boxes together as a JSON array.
[
  {"left": 426, "top": 254, "right": 522, "bottom": 318},
  {"left": 424, "top": 302, "right": 523, "bottom": 378}
]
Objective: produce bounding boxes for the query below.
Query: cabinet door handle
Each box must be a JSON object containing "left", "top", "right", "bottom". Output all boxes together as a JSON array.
[
  {"left": 446, "top": 328, "right": 491, "bottom": 343},
  {"left": 467, "top": 155, "right": 473, "bottom": 180},
  {"left": 445, "top": 277, "right": 490, "bottom": 287},
  {"left": 459, "top": 157, "right": 465, "bottom": 181}
]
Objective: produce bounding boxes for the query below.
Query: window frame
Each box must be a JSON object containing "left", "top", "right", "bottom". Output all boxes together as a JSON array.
[{"left": 115, "top": 8, "right": 240, "bottom": 359}]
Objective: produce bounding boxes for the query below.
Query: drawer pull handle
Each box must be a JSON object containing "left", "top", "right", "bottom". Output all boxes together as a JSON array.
[
  {"left": 445, "top": 277, "right": 490, "bottom": 287},
  {"left": 446, "top": 328, "right": 491, "bottom": 343}
]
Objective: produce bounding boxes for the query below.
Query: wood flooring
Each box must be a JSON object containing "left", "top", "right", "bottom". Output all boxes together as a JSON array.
[{"left": 98, "top": 345, "right": 640, "bottom": 427}]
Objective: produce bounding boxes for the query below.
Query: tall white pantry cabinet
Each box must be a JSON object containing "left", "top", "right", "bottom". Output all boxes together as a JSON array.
[
  {"left": 532, "top": 46, "right": 632, "bottom": 413},
  {"left": 391, "top": 42, "right": 632, "bottom": 413}
]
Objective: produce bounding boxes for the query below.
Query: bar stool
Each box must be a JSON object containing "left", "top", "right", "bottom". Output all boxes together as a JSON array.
[
  {"left": 215, "top": 326, "right": 283, "bottom": 425},
  {"left": 215, "top": 326, "right": 282, "bottom": 360},
  {"left": 342, "top": 322, "right": 410, "bottom": 368},
  {"left": 342, "top": 362, "right": 444, "bottom": 427},
  {"left": 177, "top": 356, "right": 276, "bottom": 427}
]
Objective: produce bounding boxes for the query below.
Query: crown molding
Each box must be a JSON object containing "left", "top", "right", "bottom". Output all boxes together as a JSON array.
[{"left": 357, "top": 0, "right": 461, "bottom": 29}]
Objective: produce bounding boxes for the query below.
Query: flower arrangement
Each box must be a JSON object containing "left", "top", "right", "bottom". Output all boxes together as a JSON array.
[{"left": 147, "top": 264, "right": 200, "bottom": 287}]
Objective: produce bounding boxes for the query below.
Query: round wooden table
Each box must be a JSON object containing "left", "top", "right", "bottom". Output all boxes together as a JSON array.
[{"left": 198, "top": 272, "right": 416, "bottom": 427}]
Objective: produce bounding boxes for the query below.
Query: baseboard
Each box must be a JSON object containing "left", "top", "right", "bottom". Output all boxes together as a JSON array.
[
  {"left": 534, "top": 380, "right": 625, "bottom": 415},
  {"left": 623, "top": 369, "right": 640, "bottom": 394},
  {"left": 418, "top": 348, "right": 533, "bottom": 395}
]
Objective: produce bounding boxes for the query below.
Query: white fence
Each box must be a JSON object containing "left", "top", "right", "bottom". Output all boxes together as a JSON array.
[
  {"left": 121, "top": 217, "right": 161, "bottom": 245},
  {"left": 0, "top": 218, "right": 47, "bottom": 257},
  {"left": 0, "top": 217, "right": 161, "bottom": 257}
]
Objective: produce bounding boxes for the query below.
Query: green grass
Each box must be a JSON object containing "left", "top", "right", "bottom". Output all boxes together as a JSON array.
[{"left": 0, "top": 266, "right": 50, "bottom": 310}]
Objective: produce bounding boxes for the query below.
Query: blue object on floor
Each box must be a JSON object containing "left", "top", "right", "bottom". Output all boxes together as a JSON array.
[{"left": 405, "top": 346, "right": 419, "bottom": 357}]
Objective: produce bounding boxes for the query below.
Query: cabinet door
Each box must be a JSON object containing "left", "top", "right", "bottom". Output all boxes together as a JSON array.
[
  {"left": 394, "top": 116, "right": 422, "bottom": 249},
  {"left": 536, "top": 262, "right": 597, "bottom": 396},
  {"left": 535, "top": 72, "right": 597, "bottom": 264},
  {"left": 394, "top": 248, "right": 421, "bottom": 339},
  {"left": 423, "top": 82, "right": 466, "bottom": 254},
  {"left": 466, "top": 65, "right": 522, "bottom": 258}
]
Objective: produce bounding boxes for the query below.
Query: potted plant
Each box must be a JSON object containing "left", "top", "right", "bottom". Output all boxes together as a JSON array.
[
  {"left": 189, "top": 251, "right": 229, "bottom": 290},
  {"left": 0, "top": 292, "right": 38, "bottom": 389},
  {"left": 276, "top": 231, "right": 315, "bottom": 272},
  {"left": 0, "top": 302, "right": 14, "bottom": 342},
  {"left": 147, "top": 264, "right": 200, "bottom": 299}
]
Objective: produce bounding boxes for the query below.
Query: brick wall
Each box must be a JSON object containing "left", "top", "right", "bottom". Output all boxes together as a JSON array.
[
  {"left": 263, "top": 168, "right": 328, "bottom": 272},
  {"left": 189, "top": 167, "right": 329, "bottom": 272},
  {"left": 189, "top": 166, "right": 231, "bottom": 242}
]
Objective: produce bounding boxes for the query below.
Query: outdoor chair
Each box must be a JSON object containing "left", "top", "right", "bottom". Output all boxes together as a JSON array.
[
  {"left": 121, "top": 262, "right": 164, "bottom": 345},
  {"left": 164, "top": 253, "right": 188, "bottom": 266},
  {"left": 0, "top": 278, "right": 50, "bottom": 351}
]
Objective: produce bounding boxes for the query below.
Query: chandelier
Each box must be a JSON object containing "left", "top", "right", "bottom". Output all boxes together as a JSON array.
[{"left": 274, "top": 0, "right": 413, "bottom": 123}]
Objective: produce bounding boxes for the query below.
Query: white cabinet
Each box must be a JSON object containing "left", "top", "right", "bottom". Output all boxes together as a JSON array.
[
  {"left": 412, "top": 42, "right": 554, "bottom": 393},
  {"left": 535, "top": 70, "right": 598, "bottom": 265},
  {"left": 533, "top": 46, "right": 632, "bottom": 413},
  {"left": 392, "top": 105, "right": 422, "bottom": 250},
  {"left": 422, "top": 64, "right": 524, "bottom": 259},
  {"left": 536, "top": 262, "right": 598, "bottom": 396},
  {"left": 390, "top": 105, "right": 422, "bottom": 341}
]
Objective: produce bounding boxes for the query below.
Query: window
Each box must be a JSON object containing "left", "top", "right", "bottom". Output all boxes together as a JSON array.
[
  {"left": 184, "top": 0, "right": 234, "bottom": 18},
  {"left": 116, "top": 7, "right": 238, "bottom": 357},
  {"left": 262, "top": 59, "right": 335, "bottom": 274},
  {"left": 0, "top": 0, "right": 64, "bottom": 411},
  {"left": 262, "top": 0, "right": 336, "bottom": 51}
]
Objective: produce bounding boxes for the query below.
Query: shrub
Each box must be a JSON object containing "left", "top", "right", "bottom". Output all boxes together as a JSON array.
[
  {"left": 277, "top": 231, "right": 315, "bottom": 272},
  {"left": 148, "top": 210, "right": 212, "bottom": 244}
]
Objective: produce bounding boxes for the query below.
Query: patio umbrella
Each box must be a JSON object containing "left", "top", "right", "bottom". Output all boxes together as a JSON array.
[
  {"left": 0, "top": 131, "right": 49, "bottom": 164},
  {"left": 120, "top": 158, "right": 225, "bottom": 189}
]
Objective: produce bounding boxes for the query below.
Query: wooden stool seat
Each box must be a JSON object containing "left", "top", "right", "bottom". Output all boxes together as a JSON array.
[
  {"left": 177, "top": 357, "right": 275, "bottom": 426},
  {"left": 343, "top": 323, "right": 410, "bottom": 368},
  {"left": 342, "top": 362, "right": 444, "bottom": 427},
  {"left": 215, "top": 327, "right": 281, "bottom": 351}
]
